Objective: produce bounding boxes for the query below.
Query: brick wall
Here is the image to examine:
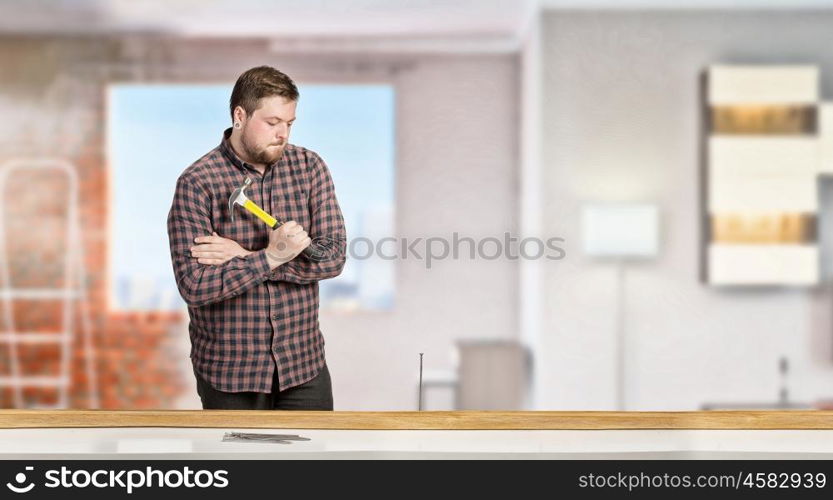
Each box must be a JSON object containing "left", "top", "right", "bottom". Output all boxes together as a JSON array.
[{"left": 0, "top": 37, "right": 190, "bottom": 408}]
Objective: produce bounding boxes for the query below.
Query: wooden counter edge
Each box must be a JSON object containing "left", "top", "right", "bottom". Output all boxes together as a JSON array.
[{"left": 0, "top": 410, "right": 832, "bottom": 430}]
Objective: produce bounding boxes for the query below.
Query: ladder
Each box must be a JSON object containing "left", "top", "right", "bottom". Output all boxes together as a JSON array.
[{"left": 0, "top": 159, "right": 98, "bottom": 409}]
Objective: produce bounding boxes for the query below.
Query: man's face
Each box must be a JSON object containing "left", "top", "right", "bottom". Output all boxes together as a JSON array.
[{"left": 238, "top": 95, "right": 297, "bottom": 166}]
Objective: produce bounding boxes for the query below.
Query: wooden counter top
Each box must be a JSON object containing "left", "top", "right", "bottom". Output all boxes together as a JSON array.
[{"left": 0, "top": 410, "right": 833, "bottom": 430}]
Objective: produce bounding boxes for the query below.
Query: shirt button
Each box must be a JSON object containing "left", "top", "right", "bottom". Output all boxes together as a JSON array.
[{"left": 272, "top": 314, "right": 281, "bottom": 320}]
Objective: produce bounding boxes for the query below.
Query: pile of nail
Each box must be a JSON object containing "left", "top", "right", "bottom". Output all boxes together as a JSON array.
[{"left": 222, "top": 432, "right": 311, "bottom": 444}]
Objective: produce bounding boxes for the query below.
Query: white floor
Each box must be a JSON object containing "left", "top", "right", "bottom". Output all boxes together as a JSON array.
[{"left": 0, "top": 428, "right": 832, "bottom": 459}]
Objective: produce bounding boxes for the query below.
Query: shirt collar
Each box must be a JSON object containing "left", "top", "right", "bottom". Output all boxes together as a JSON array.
[{"left": 219, "top": 127, "right": 266, "bottom": 175}]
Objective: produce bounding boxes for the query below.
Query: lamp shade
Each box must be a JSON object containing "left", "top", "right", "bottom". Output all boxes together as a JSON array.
[{"left": 581, "top": 203, "right": 659, "bottom": 258}]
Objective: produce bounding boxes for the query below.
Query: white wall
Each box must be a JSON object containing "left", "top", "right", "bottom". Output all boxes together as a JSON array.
[
  {"left": 322, "top": 55, "right": 521, "bottom": 410},
  {"left": 539, "top": 9, "right": 833, "bottom": 410}
]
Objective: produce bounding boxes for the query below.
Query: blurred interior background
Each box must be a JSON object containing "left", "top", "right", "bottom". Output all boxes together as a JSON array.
[{"left": 3, "top": 0, "right": 833, "bottom": 411}]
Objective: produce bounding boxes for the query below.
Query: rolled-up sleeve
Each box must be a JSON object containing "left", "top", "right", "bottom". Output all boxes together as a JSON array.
[
  {"left": 269, "top": 153, "right": 347, "bottom": 285},
  {"left": 167, "top": 174, "right": 272, "bottom": 306}
]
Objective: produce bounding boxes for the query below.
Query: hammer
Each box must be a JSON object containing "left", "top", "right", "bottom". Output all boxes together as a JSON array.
[{"left": 229, "top": 177, "right": 325, "bottom": 260}]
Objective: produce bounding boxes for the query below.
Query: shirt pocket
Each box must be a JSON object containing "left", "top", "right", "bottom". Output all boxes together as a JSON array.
[
  {"left": 277, "top": 189, "right": 310, "bottom": 228},
  {"left": 214, "top": 203, "right": 269, "bottom": 251},
  {"left": 211, "top": 182, "right": 269, "bottom": 249}
]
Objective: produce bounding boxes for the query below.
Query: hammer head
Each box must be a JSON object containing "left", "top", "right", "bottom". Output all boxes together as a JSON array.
[{"left": 229, "top": 177, "right": 253, "bottom": 221}]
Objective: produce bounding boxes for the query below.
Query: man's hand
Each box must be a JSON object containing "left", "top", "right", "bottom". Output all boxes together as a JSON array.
[
  {"left": 191, "top": 232, "right": 252, "bottom": 265},
  {"left": 265, "top": 221, "right": 311, "bottom": 269}
]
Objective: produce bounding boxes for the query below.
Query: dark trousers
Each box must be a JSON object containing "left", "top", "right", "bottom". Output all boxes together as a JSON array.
[{"left": 195, "top": 364, "right": 333, "bottom": 410}]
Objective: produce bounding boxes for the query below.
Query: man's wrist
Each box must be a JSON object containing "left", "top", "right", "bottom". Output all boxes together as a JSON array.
[{"left": 264, "top": 249, "right": 290, "bottom": 270}]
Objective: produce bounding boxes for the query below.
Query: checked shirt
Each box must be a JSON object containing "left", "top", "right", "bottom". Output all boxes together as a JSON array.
[{"left": 167, "top": 128, "right": 346, "bottom": 392}]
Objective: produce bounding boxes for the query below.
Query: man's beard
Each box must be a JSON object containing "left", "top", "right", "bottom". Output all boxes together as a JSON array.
[{"left": 241, "top": 132, "right": 285, "bottom": 165}]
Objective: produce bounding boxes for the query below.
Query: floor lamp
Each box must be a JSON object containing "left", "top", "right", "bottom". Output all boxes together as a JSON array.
[{"left": 581, "top": 203, "right": 659, "bottom": 411}]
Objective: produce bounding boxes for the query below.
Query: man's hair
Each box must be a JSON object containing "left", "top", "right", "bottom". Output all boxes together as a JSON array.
[{"left": 229, "top": 66, "right": 299, "bottom": 121}]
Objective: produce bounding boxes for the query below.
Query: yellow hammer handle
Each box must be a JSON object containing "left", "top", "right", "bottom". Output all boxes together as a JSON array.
[{"left": 243, "top": 199, "right": 278, "bottom": 228}]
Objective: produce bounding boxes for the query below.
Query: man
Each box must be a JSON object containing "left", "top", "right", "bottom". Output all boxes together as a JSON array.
[{"left": 167, "top": 66, "right": 346, "bottom": 410}]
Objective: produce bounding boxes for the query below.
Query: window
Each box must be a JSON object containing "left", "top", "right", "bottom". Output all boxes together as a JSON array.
[{"left": 108, "top": 83, "right": 394, "bottom": 311}]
